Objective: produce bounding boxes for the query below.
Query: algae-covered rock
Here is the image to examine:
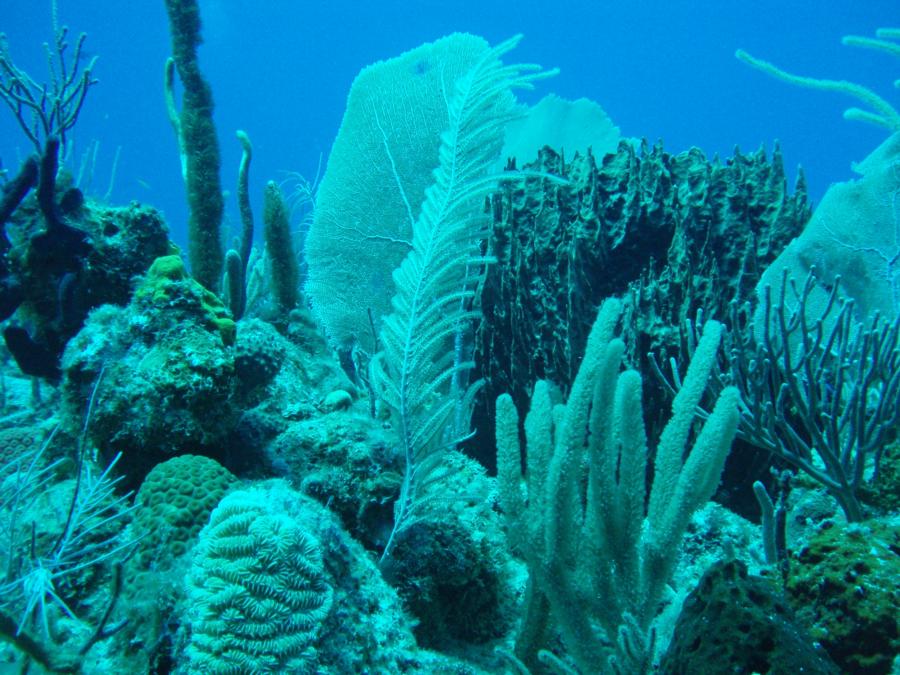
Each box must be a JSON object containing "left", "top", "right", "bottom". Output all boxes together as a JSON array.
[
  {"left": 135, "top": 255, "right": 235, "bottom": 345},
  {"left": 377, "top": 451, "right": 518, "bottom": 658},
  {"left": 786, "top": 518, "right": 900, "bottom": 674},
  {"left": 859, "top": 440, "right": 900, "bottom": 515},
  {"left": 384, "top": 515, "right": 512, "bottom": 649},
  {"left": 60, "top": 251, "right": 358, "bottom": 488},
  {"left": 266, "top": 408, "right": 400, "bottom": 548},
  {"left": 60, "top": 256, "right": 238, "bottom": 487},
  {"left": 659, "top": 559, "right": 838, "bottom": 674},
  {"left": 232, "top": 317, "right": 286, "bottom": 395}
]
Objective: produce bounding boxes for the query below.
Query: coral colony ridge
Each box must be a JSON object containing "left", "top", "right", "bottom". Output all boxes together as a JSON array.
[{"left": 0, "top": 2, "right": 898, "bottom": 674}]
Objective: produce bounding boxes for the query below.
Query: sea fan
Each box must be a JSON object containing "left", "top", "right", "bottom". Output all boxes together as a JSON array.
[{"left": 371, "top": 35, "right": 556, "bottom": 561}]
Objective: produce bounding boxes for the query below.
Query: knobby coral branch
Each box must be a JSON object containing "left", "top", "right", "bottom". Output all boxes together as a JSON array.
[
  {"left": 0, "top": 22, "right": 98, "bottom": 157},
  {"left": 736, "top": 26, "right": 900, "bottom": 132}
]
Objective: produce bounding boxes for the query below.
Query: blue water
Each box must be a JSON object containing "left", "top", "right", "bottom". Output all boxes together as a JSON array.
[{"left": 1, "top": 0, "right": 896, "bottom": 246}]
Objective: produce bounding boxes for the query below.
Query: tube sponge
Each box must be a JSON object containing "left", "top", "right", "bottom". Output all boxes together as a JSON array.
[
  {"left": 163, "top": 0, "right": 224, "bottom": 293},
  {"left": 263, "top": 180, "right": 299, "bottom": 313}
]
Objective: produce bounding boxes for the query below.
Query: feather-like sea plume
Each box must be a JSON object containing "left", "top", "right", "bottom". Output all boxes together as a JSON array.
[{"left": 371, "top": 35, "right": 557, "bottom": 561}]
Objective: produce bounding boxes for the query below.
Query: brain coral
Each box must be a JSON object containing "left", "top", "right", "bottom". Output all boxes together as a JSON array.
[
  {"left": 185, "top": 489, "right": 333, "bottom": 673},
  {"left": 132, "top": 454, "right": 237, "bottom": 570},
  {"left": 0, "top": 423, "right": 44, "bottom": 467}
]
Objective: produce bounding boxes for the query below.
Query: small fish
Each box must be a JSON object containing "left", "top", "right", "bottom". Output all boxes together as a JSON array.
[{"left": 136, "top": 179, "right": 152, "bottom": 190}]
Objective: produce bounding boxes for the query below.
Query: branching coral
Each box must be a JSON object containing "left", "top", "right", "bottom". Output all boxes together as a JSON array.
[
  {"left": 0, "top": 10, "right": 98, "bottom": 156},
  {"left": 737, "top": 27, "right": 900, "bottom": 132}
]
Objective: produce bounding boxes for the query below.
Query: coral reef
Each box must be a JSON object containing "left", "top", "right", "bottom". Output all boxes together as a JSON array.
[
  {"left": 58, "top": 252, "right": 357, "bottom": 490},
  {"left": 262, "top": 181, "right": 300, "bottom": 314},
  {"left": 134, "top": 255, "right": 235, "bottom": 345},
  {"left": 233, "top": 317, "right": 286, "bottom": 396},
  {"left": 265, "top": 408, "right": 399, "bottom": 547},
  {"left": 183, "top": 480, "right": 488, "bottom": 674},
  {"left": 0, "top": 416, "right": 137, "bottom": 673},
  {"left": 860, "top": 439, "right": 900, "bottom": 514},
  {"left": 0, "top": 420, "right": 51, "bottom": 466},
  {"left": 305, "top": 32, "right": 496, "bottom": 354},
  {"left": 1, "top": 10, "right": 898, "bottom": 674},
  {"left": 110, "top": 456, "right": 238, "bottom": 674},
  {"left": 386, "top": 516, "right": 513, "bottom": 649}
]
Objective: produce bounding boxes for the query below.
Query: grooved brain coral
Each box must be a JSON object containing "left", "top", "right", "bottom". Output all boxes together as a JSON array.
[
  {"left": 132, "top": 455, "right": 237, "bottom": 570},
  {"left": 186, "top": 490, "right": 333, "bottom": 673}
]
